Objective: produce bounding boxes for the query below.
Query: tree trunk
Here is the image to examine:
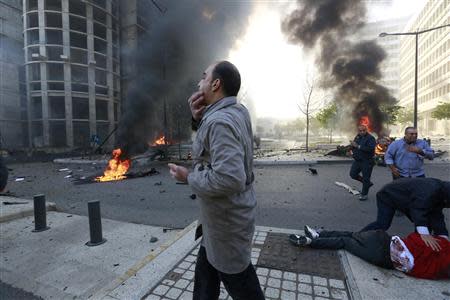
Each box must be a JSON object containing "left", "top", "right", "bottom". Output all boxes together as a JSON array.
[{"left": 306, "top": 115, "right": 309, "bottom": 152}]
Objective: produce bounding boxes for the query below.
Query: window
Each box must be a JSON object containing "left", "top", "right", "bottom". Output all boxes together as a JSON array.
[
  {"left": 45, "top": 0, "right": 61, "bottom": 11},
  {"left": 70, "top": 15, "right": 86, "bottom": 32},
  {"left": 45, "top": 12, "right": 62, "bottom": 28},
  {"left": 46, "top": 29, "right": 63, "bottom": 44},
  {"left": 47, "top": 63, "right": 64, "bottom": 80},
  {"left": 94, "top": 23, "right": 107, "bottom": 39},
  {"left": 48, "top": 82, "right": 65, "bottom": 90},
  {"left": 29, "top": 63, "right": 41, "bottom": 81},
  {"left": 73, "top": 121, "right": 90, "bottom": 146},
  {"left": 69, "top": 0, "right": 86, "bottom": 17},
  {"left": 31, "top": 97, "right": 42, "bottom": 119},
  {"left": 95, "top": 54, "right": 106, "bottom": 69},
  {"left": 96, "top": 100, "right": 108, "bottom": 120},
  {"left": 27, "top": 29, "right": 40, "bottom": 45},
  {"left": 94, "top": 38, "right": 107, "bottom": 54},
  {"left": 70, "top": 32, "right": 87, "bottom": 48},
  {"left": 49, "top": 96, "right": 66, "bottom": 119},
  {"left": 28, "top": 13, "right": 39, "bottom": 28},
  {"left": 49, "top": 121, "right": 66, "bottom": 147},
  {"left": 27, "top": 46, "right": 40, "bottom": 60},
  {"left": 70, "top": 48, "right": 88, "bottom": 64},
  {"left": 47, "top": 46, "right": 63, "bottom": 61},
  {"left": 95, "top": 69, "right": 107, "bottom": 86},
  {"left": 71, "top": 65, "right": 88, "bottom": 83},
  {"left": 72, "top": 97, "right": 89, "bottom": 119},
  {"left": 71, "top": 83, "right": 88, "bottom": 92},
  {"left": 94, "top": 0, "right": 107, "bottom": 9},
  {"left": 27, "top": 0, "right": 38, "bottom": 11},
  {"left": 30, "top": 82, "right": 41, "bottom": 91},
  {"left": 93, "top": 7, "right": 107, "bottom": 24}
]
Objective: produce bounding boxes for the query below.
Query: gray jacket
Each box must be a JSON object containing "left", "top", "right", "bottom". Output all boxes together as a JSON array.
[{"left": 187, "top": 96, "right": 256, "bottom": 274}]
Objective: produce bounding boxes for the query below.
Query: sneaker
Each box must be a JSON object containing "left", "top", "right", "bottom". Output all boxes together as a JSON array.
[
  {"left": 289, "top": 234, "right": 311, "bottom": 246},
  {"left": 304, "top": 225, "right": 319, "bottom": 239},
  {"left": 359, "top": 194, "right": 368, "bottom": 201}
]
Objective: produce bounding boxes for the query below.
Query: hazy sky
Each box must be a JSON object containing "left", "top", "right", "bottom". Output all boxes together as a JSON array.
[{"left": 228, "top": 0, "right": 428, "bottom": 120}]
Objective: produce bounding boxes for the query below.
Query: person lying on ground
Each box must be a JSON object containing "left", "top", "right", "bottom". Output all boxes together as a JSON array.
[{"left": 289, "top": 225, "right": 450, "bottom": 280}]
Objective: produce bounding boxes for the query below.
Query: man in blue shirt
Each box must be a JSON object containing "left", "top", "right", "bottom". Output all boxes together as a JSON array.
[
  {"left": 350, "top": 125, "right": 376, "bottom": 201},
  {"left": 385, "top": 127, "right": 434, "bottom": 179}
]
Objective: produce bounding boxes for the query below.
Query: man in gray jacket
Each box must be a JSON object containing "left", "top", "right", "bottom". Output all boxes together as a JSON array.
[{"left": 168, "top": 61, "right": 264, "bottom": 300}]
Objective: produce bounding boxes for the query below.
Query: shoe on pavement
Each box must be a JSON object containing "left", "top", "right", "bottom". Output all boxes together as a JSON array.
[
  {"left": 289, "top": 234, "right": 311, "bottom": 246},
  {"left": 359, "top": 194, "right": 368, "bottom": 201},
  {"left": 304, "top": 225, "right": 319, "bottom": 239}
]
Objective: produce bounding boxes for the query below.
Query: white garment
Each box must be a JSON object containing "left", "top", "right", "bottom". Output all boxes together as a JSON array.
[{"left": 390, "top": 236, "right": 415, "bottom": 273}]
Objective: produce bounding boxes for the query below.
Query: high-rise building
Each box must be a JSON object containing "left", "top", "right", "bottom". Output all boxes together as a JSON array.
[
  {"left": 0, "top": 0, "right": 27, "bottom": 148},
  {"left": 23, "top": 0, "right": 121, "bottom": 148},
  {"left": 399, "top": 0, "right": 450, "bottom": 136},
  {"left": 361, "top": 17, "right": 409, "bottom": 100}
]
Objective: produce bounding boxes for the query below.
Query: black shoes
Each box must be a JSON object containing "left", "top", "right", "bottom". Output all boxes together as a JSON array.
[
  {"left": 359, "top": 194, "right": 368, "bottom": 201},
  {"left": 289, "top": 234, "right": 311, "bottom": 246}
]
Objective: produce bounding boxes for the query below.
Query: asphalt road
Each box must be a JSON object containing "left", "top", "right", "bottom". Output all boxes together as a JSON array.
[{"left": 4, "top": 160, "right": 449, "bottom": 236}]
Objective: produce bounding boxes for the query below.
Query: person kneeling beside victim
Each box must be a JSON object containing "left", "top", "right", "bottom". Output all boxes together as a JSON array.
[{"left": 289, "top": 225, "right": 450, "bottom": 280}]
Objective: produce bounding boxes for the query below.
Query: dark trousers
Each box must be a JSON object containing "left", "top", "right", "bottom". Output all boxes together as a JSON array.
[
  {"left": 350, "top": 159, "right": 373, "bottom": 195},
  {"left": 310, "top": 230, "right": 393, "bottom": 269},
  {"left": 193, "top": 246, "right": 265, "bottom": 300}
]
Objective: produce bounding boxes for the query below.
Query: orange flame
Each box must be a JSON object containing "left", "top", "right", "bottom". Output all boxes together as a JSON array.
[
  {"left": 95, "top": 148, "right": 130, "bottom": 182},
  {"left": 359, "top": 116, "right": 372, "bottom": 132},
  {"left": 150, "top": 135, "right": 168, "bottom": 146},
  {"left": 375, "top": 144, "right": 386, "bottom": 155}
]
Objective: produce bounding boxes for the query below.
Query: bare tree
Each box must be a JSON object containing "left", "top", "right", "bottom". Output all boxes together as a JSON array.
[{"left": 297, "top": 73, "right": 326, "bottom": 152}]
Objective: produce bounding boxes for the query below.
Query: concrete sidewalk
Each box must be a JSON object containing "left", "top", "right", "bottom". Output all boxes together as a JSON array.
[{"left": 1, "top": 196, "right": 449, "bottom": 300}]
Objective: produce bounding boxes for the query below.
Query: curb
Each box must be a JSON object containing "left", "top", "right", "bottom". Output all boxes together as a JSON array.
[{"left": 0, "top": 199, "right": 57, "bottom": 223}]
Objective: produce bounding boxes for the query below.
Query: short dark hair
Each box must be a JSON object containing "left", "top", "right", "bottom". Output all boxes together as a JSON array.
[
  {"left": 404, "top": 126, "right": 417, "bottom": 134},
  {"left": 212, "top": 61, "right": 241, "bottom": 97}
]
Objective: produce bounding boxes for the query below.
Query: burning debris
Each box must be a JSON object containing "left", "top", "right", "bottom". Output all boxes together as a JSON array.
[
  {"left": 282, "top": 0, "right": 396, "bottom": 136},
  {"left": 96, "top": 148, "right": 131, "bottom": 182}
]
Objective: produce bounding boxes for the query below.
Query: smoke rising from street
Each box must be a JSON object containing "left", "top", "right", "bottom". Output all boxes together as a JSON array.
[
  {"left": 282, "top": 0, "right": 396, "bottom": 135},
  {"left": 117, "top": 1, "right": 253, "bottom": 156}
]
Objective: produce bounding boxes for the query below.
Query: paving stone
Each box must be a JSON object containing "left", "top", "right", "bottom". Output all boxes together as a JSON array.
[
  {"left": 251, "top": 252, "right": 260, "bottom": 258},
  {"left": 297, "top": 294, "right": 313, "bottom": 300},
  {"left": 252, "top": 258, "right": 258, "bottom": 265},
  {"left": 166, "top": 287, "right": 183, "bottom": 299},
  {"left": 314, "top": 285, "right": 330, "bottom": 297},
  {"left": 185, "top": 255, "right": 196, "bottom": 262},
  {"left": 189, "top": 264, "right": 196, "bottom": 271},
  {"left": 179, "top": 291, "right": 193, "bottom": 300},
  {"left": 252, "top": 247, "right": 261, "bottom": 252},
  {"left": 173, "top": 268, "right": 185, "bottom": 274},
  {"left": 153, "top": 285, "right": 170, "bottom": 296},
  {"left": 178, "top": 261, "right": 191, "bottom": 270},
  {"left": 280, "top": 290, "right": 296, "bottom": 300},
  {"left": 331, "top": 288, "right": 349, "bottom": 300},
  {"left": 298, "top": 283, "right": 312, "bottom": 294},
  {"left": 254, "top": 240, "right": 264, "bottom": 245},
  {"left": 313, "top": 276, "right": 328, "bottom": 286},
  {"left": 269, "top": 269, "right": 282, "bottom": 279},
  {"left": 256, "top": 267, "right": 269, "bottom": 276},
  {"left": 256, "top": 236, "right": 266, "bottom": 242},
  {"left": 259, "top": 232, "right": 268, "bottom": 237},
  {"left": 182, "top": 271, "right": 195, "bottom": 280},
  {"left": 329, "top": 279, "right": 345, "bottom": 289},
  {"left": 282, "top": 280, "right": 297, "bottom": 291},
  {"left": 267, "top": 278, "right": 281, "bottom": 288},
  {"left": 162, "top": 279, "right": 175, "bottom": 286},
  {"left": 283, "top": 271, "right": 297, "bottom": 281},
  {"left": 174, "top": 279, "right": 190, "bottom": 289},
  {"left": 298, "top": 274, "right": 312, "bottom": 283},
  {"left": 187, "top": 282, "right": 194, "bottom": 292},
  {"left": 315, "top": 297, "right": 329, "bottom": 300},
  {"left": 258, "top": 275, "right": 267, "bottom": 285},
  {"left": 265, "top": 287, "right": 280, "bottom": 298},
  {"left": 144, "top": 295, "right": 161, "bottom": 300}
]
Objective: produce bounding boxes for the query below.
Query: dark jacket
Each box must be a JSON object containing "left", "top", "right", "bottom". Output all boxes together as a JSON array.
[
  {"left": 352, "top": 133, "right": 376, "bottom": 161},
  {"left": 377, "top": 178, "right": 450, "bottom": 233},
  {"left": 0, "top": 156, "right": 8, "bottom": 191}
]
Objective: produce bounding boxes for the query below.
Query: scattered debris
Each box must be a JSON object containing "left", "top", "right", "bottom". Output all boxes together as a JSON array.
[
  {"left": 64, "top": 175, "right": 72, "bottom": 179},
  {"left": 190, "top": 194, "right": 196, "bottom": 200},
  {"left": 113, "top": 263, "right": 120, "bottom": 267},
  {"left": 154, "top": 181, "right": 162, "bottom": 186},
  {"left": 335, "top": 181, "right": 360, "bottom": 195},
  {"left": 176, "top": 182, "right": 188, "bottom": 185},
  {"left": 14, "top": 177, "right": 25, "bottom": 182},
  {"left": 159, "top": 190, "right": 166, "bottom": 193},
  {"left": 2, "top": 201, "right": 28, "bottom": 205},
  {"left": 308, "top": 167, "right": 318, "bottom": 175},
  {"left": 58, "top": 168, "right": 70, "bottom": 172},
  {"left": 67, "top": 215, "right": 73, "bottom": 217},
  {"left": 150, "top": 236, "right": 158, "bottom": 243}
]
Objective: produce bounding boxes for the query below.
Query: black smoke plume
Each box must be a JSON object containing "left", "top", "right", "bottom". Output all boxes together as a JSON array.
[
  {"left": 282, "top": 0, "right": 396, "bottom": 135},
  {"left": 117, "top": 1, "right": 253, "bottom": 156}
]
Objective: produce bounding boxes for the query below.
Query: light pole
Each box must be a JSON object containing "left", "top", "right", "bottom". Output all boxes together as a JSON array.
[{"left": 379, "top": 24, "right": 449, "bottom": 128}]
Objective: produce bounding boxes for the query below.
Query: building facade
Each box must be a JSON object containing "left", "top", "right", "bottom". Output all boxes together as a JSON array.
[
  {"left": 361, "top": 17, "right": 409, "bottom": 100},
  {"left": 23, "top": 0, "right": 120, "bottom": 148},
  {"left": 399, "top": 0, "right": 450, "bottom": 136},
  {"left": 0, "top": 0, "right": 27, "bottom": 149}
]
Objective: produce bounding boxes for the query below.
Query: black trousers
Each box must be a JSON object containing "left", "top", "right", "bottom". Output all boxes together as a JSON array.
[
  {"left": 193, "top": 246, "right": 265, "bottom": 300},
  {"left": 310, "top": 230, "right": 393, "bottom": 269},
  {"left": 349, "top": 159, "right": 374, "bottom": 196}
]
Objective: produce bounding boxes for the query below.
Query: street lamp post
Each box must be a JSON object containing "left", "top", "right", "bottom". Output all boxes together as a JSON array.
[{"left": 379, "top": 24, "right": 449, "bottom": 128}]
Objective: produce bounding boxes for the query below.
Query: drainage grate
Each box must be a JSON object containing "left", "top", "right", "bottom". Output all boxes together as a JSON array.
[{"left": 257, "top": 232, "right": 346, "bottom": 280}]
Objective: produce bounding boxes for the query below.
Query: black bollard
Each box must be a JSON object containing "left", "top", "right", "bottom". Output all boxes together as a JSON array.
[
  {"left": 32, "top": 194, "right": 50, "bottom": 232},
  {"left": 85, "top": 200, "right": 106, "bottom": 246}
]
